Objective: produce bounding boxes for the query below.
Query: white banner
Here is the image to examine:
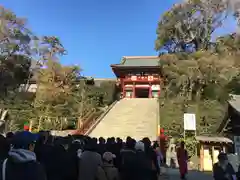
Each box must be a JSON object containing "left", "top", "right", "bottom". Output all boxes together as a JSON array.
[
  {"left": 151, "top": 85, "right": 160, "bottom": 90},
  {"left": 234, "top": 136, "right": 240, "bottom": 159},
  {"left": 184, "top": 113, "right": 196, "bottom": 131}
]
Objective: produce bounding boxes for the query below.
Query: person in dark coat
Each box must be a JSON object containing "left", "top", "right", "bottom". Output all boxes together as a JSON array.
[
  {"left": 78, "top": 138, "right": 103, "bottom": 180},
  {"left": 67, "top": 141, "right": 81, "bottom": 180},
  {"left": 98, "top": 137, "right": 106, "bottom": 156},
  {"left": 114, "top": 138, "right": 123, "bottom": 169},
  {"left": 119, "top": 137, "right": 138, "bottom": 180},
  {"left": 0, "top": 131, "right": 46, "bottom": 180},
  {"left": 45, "top": 142, "right": 69, "bottom": 180},
  {"left": 213, "top": 152, "right": 236, "bottom": 180},
  {"left": 135, "top": 141, "right": 152, "bottom": 180},
  {"left": 0, "top": 135, "right": 9, "bottom": 161},
  {"left": 142, "top": 137, "right": 160, "bottom": 180}
]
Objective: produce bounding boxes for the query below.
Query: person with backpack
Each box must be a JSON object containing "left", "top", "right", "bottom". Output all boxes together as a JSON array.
[
  {"left": 0, "top": 131, "right": 46, "bottom": 180},
  {"left": 213, "top": 153, "right": 236, "bottom": 180},
  {"left": 102, "top": 151, "right": 119, "bottom": 180},
  {"left": 78, "top": 138, "right": 103, "bottom": 180}
]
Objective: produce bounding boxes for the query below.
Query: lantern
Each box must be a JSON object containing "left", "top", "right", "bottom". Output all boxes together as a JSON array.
[{"left": 23, "top": 122, "right": 29, "bottom": 131}]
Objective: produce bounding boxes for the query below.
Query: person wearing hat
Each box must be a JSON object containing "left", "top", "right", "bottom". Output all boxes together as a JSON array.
[
  {"left": 0, "top": 131, "right": 46, "bottom": 180},
  {"left": 213, "top": 152, "right": 236, "bottom": 180},
  {"left": 78, "top": 138, "right": 103, "bottom": 180},
  {"left": 135, "top": 141, "right": 152, "bottom": 180},
  {"left": 101, "top": 152, "right": 119, "bottom": 180}
]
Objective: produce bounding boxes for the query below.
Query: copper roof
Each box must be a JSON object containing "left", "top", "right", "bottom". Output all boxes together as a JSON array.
[
  {"left": 111, "top": 56, "right": 160, "bottom": 67},
  {"left": 122, "top": 56, "right": 159, "bottom": 59},
  {"left": 196, "top": 136, "right": 233, "bottom": 143}
]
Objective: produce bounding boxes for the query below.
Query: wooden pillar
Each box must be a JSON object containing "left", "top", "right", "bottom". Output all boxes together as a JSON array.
[
  {"left": 133, "top": 83, "right": 136, "bottom": 98},
  {"left": 211, "top": 146, "right": 215, "bottom": 166},
  {"left": 149, "top": 85, "right": 152, "bottom": 98},
  {"left": 122, "top": 80, "right": 125, "bottom": 98},
  {"left": 200, "top": 144, "right": 204, "bottom": 171},
  {"left": 223, "top": 146, "right": 226, "bottom": 153},
  {"left": 158, "top": 85, "right": 161, "bottom": 97}
]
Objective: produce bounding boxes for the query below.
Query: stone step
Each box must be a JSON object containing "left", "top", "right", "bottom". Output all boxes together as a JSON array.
[{"left": 89, "top": 98, "right": 158, "bottom": 141}]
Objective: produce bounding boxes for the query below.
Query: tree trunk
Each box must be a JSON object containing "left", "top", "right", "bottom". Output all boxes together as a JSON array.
[
  {"left": 37, "top": 116, "right": 42, "bottom": 131},
  {"left": 0, "top": 109, "right": 8, "bottom": 133}
]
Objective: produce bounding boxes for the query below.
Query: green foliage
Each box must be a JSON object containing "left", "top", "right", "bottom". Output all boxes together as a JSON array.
[
  {"left": 160, "top": 97, "right": 226, "bottom": 137},
  {"left": 0, "top": 5, "right": 118, "bottom": 132},
  {"left": 177, "top": 137, "right": 198, "bottom": 158},
  {"left": 100, "top": 81, "right": 117, "bottom": 105},
  {"left": 160, "top": 52, "right": 237, "bottom": 102},
  {"left": 33, "top": 37, "right": 84, "bottom": 130},
  {"left": 155, "top": 0, "right": 238, "bottom": 52},
  {"left": 157, "top": 0, "right": 240, "bottom": 137},
  {"left": 0, "top": 55, "right": 32, "bottom": 98},
  {"left": 1, "top": 92, "right": 35, "bottom": 131},
  {"left": 0, "top": 6, "right": 35, "bottom": 56}
]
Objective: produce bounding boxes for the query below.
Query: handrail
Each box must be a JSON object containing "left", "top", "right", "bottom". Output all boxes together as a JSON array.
[
  {"left": 77, "top": 108, "right": 95, "bottom": 129},
  {"left": 84, "top": 100, "right": 118, "bottom": 135},
  {"left": 79, "top": 109, "right": 96, "bottom": 132}
]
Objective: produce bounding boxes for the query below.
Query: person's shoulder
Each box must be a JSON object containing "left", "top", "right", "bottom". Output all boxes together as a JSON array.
[
  {"left": 213, "top": 162, "right": 220, "bottom": 169},
  {"left": 227, "top": 162, "right": 235, "bottom": 171},
  {"left": 27, "top": 161, "right": 44, "bottom": 171},
  {"left": 111, "top": 167, "right": 119, "bottom": 176},
  {"left": 18, "top": 161, "right": 46, "bottom": 180}
]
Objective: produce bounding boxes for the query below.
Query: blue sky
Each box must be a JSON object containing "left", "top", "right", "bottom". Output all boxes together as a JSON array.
[{"left": 2, "top": 0, "right": 237, "bottom": 78}]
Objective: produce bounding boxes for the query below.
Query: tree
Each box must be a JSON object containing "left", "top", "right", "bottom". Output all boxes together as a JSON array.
[
  {"left": 99, "top": 81, "right": 117, "bottom": 105},
  {"left": 156, "top": 0, "right": 240, "bottom": 137},
  {"left": 0, "top": 55, "right": 32, "bottom": 98},
  {"left": 0, "top": 5, "right": 118, "bottom": 132},
  {"left": 33, "top": 36, "right": 82, "bottom": 130},
  {"left": 155, "top": 0, "right": 237, "bottom": 53},
  {"left": 0, "top": 6, "right": 39, "bottom": 132},
  {"left": 0, "top": 6, "right": 35, "bottom": 56}
]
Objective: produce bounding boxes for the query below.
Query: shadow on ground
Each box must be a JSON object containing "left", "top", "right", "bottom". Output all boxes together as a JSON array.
[{"left": 165, "top": 168, "right": 213, "bottom": 180}]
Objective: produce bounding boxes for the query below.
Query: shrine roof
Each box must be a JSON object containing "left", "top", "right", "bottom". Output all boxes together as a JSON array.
[
  {"left": 111, "top": 56, "right": 160, "bottom": 67},
  {"left": 217, "top": 94, "right": 240, "bottom": 133},
  {"left": 228, "top": 94, "right": 240, "bottom": 113},
  {"left": 196, "top": 136, "right": 233, "bottom": 143}
]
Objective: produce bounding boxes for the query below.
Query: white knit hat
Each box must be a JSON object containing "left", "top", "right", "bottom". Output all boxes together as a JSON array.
[
  {"left": 103, "top": 152, "right": 116, "bottom": 161},
  {"left": 135, "top": 141, "right": 145, "bottom": 151}
]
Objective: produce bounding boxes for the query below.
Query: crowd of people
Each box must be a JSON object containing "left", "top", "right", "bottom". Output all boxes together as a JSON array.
[{"left": 0, "top": 131, "right": 167, "bottom": 180}]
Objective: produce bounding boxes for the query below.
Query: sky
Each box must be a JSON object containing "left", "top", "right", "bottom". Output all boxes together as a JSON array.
[{"left": 1, "top": 0, "right": 238, "bottom": 78}]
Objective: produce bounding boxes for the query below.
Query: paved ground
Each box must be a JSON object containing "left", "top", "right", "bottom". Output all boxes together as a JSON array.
[{"left": 165, "top": 168, "right": 213, "bottom": 180}]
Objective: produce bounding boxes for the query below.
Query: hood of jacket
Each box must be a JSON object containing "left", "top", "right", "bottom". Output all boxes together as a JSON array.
[
  {"left": 8, "top": 148, "right": 36, "bottom": 163},
  {"left": 77, "top": 149, "right": 83, "bottom": 158}
]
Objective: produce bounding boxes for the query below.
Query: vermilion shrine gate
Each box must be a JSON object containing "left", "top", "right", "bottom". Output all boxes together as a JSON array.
[{"left": 111, "top": 56, "right": 161, "bottom": 98}]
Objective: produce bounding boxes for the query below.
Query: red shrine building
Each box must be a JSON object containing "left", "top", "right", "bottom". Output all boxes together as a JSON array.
[{"left": 111, "top": 56, "right": 161, "bottom": 98}]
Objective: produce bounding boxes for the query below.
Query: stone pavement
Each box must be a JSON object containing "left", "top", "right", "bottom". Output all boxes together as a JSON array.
[{"left": 163, "top": 168, "right": 213, "bottom": 180}]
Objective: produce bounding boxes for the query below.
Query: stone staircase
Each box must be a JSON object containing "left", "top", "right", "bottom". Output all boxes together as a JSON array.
[{"left": 89, "top": 98, "right": 158, "bottom": 141}]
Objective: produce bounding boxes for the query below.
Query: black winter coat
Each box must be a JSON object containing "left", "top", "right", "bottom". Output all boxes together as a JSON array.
[{"left": 0, "top": 157, "right": 46, "bottom": 180}]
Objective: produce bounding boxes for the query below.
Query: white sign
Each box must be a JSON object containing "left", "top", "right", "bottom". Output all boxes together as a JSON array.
[
  {"left": 148, "top": 76, "right": 153, "bottom": 81},
  {"left": 184, "top": 113, "right": 196, "bottom": 131},
  {"left": 151, "top": 85, "right": 160, "bottom": 90},
  {"left": 131, "top": 76, "right": 137, "bottom": 81},
  {"left": 234, "top": 136, "right": 240, "bottom": 160}
]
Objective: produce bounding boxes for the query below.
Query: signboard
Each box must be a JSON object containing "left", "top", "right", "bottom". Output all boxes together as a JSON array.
[
  {"left": 152, "top": 85, "right": 160, "bottom": 90},
  {"left": 184, "top": 113, "right": 196, "bottom": 131},
  {"left": 127, "top": 76, "right": 160, "bottom": 81},
  {"left": 131, "top": 76, "right": 137, "bottom": 81},
  {"left": 148, "top": 76, "right": 154, "bottom": 81},
  {"left": 234, "top": 136, "right": 240, "bottom": 160}
]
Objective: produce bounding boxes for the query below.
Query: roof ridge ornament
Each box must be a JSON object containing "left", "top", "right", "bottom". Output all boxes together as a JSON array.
[{"left": 120, "top": 57, "right": 127, "bottom": 64}]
